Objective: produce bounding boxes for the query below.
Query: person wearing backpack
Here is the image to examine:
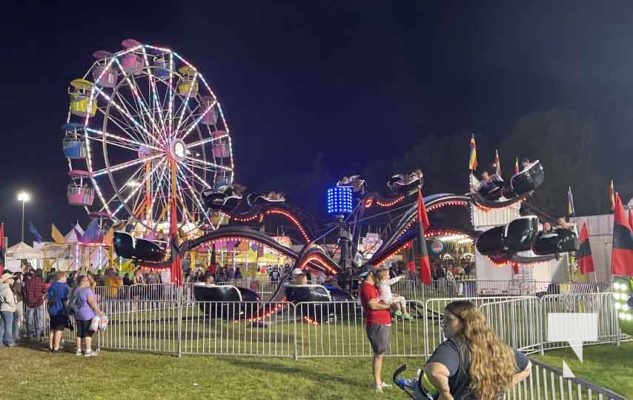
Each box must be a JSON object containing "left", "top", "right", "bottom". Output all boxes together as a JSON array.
[
  {"left": 47, "top": 271, "right": 70, "bottom": 352},
  {"left": 71, "top": 275, "right": 105, "bottom": 357}
]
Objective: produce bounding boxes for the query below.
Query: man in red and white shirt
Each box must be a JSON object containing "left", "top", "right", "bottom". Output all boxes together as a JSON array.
[{"left": 359, "top": 265, "right": 396, "bottom": 393}]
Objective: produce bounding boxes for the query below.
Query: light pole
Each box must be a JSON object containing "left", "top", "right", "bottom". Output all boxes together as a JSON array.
[{"left": 17, "top": 191, "right": 31, "bottom": 243}]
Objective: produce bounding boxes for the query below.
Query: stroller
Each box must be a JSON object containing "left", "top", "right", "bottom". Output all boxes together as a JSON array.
[{"left": 393, "top": 364, "right": 437, "bottom": 400}]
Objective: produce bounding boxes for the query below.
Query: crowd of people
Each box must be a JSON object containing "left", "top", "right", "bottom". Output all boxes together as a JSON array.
[{"left": 0, "top": 267, "right": 106, "bottom": 356}]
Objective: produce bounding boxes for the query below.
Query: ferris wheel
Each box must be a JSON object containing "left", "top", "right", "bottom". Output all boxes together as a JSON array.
[{"left": 62, "top": 39, "right": 234, "bottom": 236}]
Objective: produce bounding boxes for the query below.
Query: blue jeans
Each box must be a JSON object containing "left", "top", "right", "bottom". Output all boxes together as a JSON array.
[
  {"left": 13, "top": 301, "right": 23, "bottom": 340},
  {"left": 26, "top": 304, "right": 45, "bottom": 338},
  {"left": 0, "top": 311, "right": 15, "bottom": 346}
]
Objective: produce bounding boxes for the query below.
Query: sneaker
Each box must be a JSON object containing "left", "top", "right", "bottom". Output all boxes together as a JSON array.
[
  {"left": 76, "top": 350, "right": 83, "bottom": 356},
  {"left": 402, "top": 313, "right": 414, "bottom": 321},
  {"left": 85, "top": 350, "right": 98, "bottom": 357},
  {"left": 379, "top": 382, "right": 392, "bottom": 389},
  {"left": 394, "top": 310, "right": 403, "bottom": 317}
]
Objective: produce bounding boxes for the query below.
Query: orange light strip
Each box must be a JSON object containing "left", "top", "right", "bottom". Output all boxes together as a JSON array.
[
  {"left": 376, "top": 195, "right": 405, "bottom": 208},
  {"left": 299, "top": 254, "right": 338, "bottom": 275},
  {"left": 239, "top": 298, "right": 289, "bottom": 323},
  {"left": 265, "top": 208, "right": 311, "bottom": 242},
  {"left": 200, "top": 235, "right": 289, "bottom": 257},
  {"left": 303, "top": 316, "right": 320, "bottom": 326},
  {"left": 426, "top": 200, "right": 468, "bottom": 212},
  {"left": 233, "top": 213, "right": 261, "bottom": 222}
]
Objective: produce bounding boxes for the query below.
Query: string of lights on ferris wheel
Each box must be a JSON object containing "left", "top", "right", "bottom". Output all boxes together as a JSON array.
[{"left": 63, "top": 40, "right": 235, "bottom": 233}]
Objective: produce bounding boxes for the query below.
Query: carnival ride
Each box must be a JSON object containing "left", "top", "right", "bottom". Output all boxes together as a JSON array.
[
  {"left": 188, "top": 159, "right": 576, "bottom": 323},
  {"left": 66, "top": 41, "right": 583, "bottom": 325},
  {"left": 63, "top": 39, "right": 235, "bottom": 264}
]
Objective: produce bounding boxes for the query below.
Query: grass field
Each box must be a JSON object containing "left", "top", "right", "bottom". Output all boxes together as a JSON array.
[
  {"left": 4, "top": 338, "right": 631, "bottom": 399},
  {"left": 533, "top": 341, "right": 633, "bottom": 399},
  {"left": 1, "top": 343, "right": 412, "bottom": 400}
]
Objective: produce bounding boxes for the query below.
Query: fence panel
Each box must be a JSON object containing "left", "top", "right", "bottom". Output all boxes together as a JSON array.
[
  {"left": 507, "top": 359, "right": 626, "bottom": 400},
  {"left": 179, "top": 301, "right": 295, "bottom": 357},
  {"left": 293, "top": 300, "right": 427, "bottom": 358},
  {"left": 541, "top": 293, "right": 623, "bottom": 352},
  {"left": 96, "top": 299, "right": 180, "bottom": 354},
  {"left": 423, "top": 296, "right": 542, "bottom": 359}
]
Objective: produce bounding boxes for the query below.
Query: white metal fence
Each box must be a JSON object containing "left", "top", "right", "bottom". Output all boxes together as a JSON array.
[
  {"left": 507, "top": 359, "right": 626, "bottom": 400},
  {"left": 84, "top": 280, "right": 611, "bottom": 304},
  {"left": 20, "top": 289, "right": 628, "bottom": 398}
]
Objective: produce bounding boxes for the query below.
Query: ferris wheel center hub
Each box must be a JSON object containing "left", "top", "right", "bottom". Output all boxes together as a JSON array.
[{"left": 170, "top": 140, "right": 187, "bottom": 161}]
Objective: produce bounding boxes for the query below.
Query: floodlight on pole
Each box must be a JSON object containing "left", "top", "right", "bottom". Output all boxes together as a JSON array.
[{"left": 17, "top": 191, "right": 31, "bottom": 243}]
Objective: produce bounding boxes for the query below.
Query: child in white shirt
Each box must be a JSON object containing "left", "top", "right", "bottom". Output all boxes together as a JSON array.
[{"left": 376, "top": 269, "right": 413, "bottom": 320}]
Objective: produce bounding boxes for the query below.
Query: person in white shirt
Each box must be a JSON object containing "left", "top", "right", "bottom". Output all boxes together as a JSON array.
[{"left": 376, "top": 269, "right": 413, "bottom": 320}]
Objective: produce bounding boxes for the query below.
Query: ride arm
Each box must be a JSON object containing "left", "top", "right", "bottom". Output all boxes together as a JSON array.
[{"left": 424, "top": 362, "right": 452, "bottom": 398}]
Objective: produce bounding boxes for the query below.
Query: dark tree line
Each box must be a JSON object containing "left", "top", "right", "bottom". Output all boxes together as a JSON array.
[{"left": 255, "top": 108, "right": 631, "bottom": 223}]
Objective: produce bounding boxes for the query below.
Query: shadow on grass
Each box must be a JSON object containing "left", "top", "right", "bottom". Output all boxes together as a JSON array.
[{"left": 221, "top": 357, "right": 366, "bottom": 388}]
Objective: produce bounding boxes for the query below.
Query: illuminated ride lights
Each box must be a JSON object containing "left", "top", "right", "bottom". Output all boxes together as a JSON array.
[
  {"left": 327, "top": 186, "right": 353, "bottom": 215},
  {"left": 425, "top": 200, "right": 468, "bottom": 212},
  {"left": 199, "top": 236, "right": 289, "bottom": 257},
  {"left": 265, "top": 208, "right": 311, "bottom": 242},
  {"left": 302, "top": 316, "right": 320, "bottom": 326},
  {"left": 229, "top": 208, "right": 311, "bottom": 242},
  {"left": 298, "top": 254, "right": 339, "bottom": 275},
  {"left": 64, "top": 39, "right": 235, "bottom": 234},
  {"left": 375, "top": 195, "right": 405, "bottom": 208},
  {"left": 232, "top": 213, "right": 261, "bottom": 223},
  {"left": 240, "top": 299, "right": 289, "bottom": 323},
  {"left": 612, "top": 277, "right": 633, "bottom": 334}
]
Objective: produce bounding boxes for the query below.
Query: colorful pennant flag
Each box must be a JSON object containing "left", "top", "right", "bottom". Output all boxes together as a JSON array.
[
  {"left": 609, "top": 180, "right": 615, "bottom": 211},
  {"left": 51, "top": 223, "right": 65, "bottom": 244},
  {"left": 29, "top": 221, "right": 43, "bottom": 243},
  {"left": 567, "top": 186, "right": 575, "bottom": 217},
  {"left": 577, "top": 223, "right": 594, "bottom": 274},
  {"left": 514, "top": 157, "right": 520, "bottom": 176},
  {"left": 80, "top": 219, "right": 103, "bottom": 244},
  {"left": 468, "top": 134, "right": 478, "bottom": 171},
  {"left": 103, "top": 227, "right": 114, "bottom": 246},
  {"left": 494, "top": 149, "right": 502, "bottom": 178},
  {"left": 611, "top": 193, "right": 633, "bottom": 277}
]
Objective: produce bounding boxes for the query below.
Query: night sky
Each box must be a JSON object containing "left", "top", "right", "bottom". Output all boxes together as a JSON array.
[{"left": 1, "top": 0, "right": 632, "bottom": 243}]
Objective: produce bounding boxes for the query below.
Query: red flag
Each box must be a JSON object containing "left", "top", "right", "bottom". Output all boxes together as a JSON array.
[
  {"left": 169, "top": 198, "right": 183, "bottom": 286},
  {"left": 0, "top": 223, "right": 4, "bottom": 275},
  {"left": 577, "top": 223, "right": 595, "bottom": 274},
  {"left": 402, "top": 242, "right": 416, "bottom": 273},
  {"left": 417, "top": 189, "right": 430, "bottom": 231},
  {"left": 417, "top": 190, "right": 432, "bottom": 284},
  {"left": 611, "top": 193, "right": 633, "bottom": 277}
]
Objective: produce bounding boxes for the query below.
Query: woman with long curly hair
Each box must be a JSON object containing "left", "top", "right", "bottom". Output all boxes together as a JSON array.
[{"left": 425, "top": 300, "right": 532, "bottom": 399}]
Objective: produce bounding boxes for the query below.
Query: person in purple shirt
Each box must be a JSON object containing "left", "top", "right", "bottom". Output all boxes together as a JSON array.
[{"left": 71, "top": 275, "right": 105, "bottom": 357}]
